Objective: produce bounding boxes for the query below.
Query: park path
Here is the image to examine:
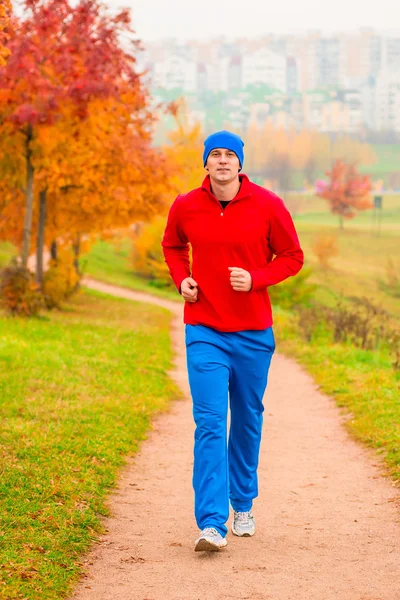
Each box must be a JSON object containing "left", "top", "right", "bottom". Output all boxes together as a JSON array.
[{"left": 70, "top": 278, "right": 400, "bottom": 600}]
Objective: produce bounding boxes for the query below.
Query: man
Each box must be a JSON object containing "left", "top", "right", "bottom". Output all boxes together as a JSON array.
[{"left": 161, "top": 130, "right": 304, "bottom": 552}]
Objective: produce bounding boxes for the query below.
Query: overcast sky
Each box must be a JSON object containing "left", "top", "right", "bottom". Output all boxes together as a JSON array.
[{"left": 105, "top": 0, "right": 399, "bottom": 41}]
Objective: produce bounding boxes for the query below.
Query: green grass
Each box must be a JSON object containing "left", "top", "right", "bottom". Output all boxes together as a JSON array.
[
  {"left": 288, "top": 192, "right": 400, "bottom": 227},
  {"left": 294, "top": 224, "right": 400, "bottom": 320},
  {"left": 0, "top": 289, "right": 179, "bottom": 599},
  {"left": 83, "top": 238, "right": 180, "bottom": 303},
  {"left": 0, "top": 242, "right": 16, "bottom": 267},
  {"left": 283, "top": 193, "right": 400, "bottom": 321},
  {"left": 274, "top": 307, "right": 400, "bottom": 481},
  {"left": 365, "top": 144, "right": 400, "bottom": 177}
]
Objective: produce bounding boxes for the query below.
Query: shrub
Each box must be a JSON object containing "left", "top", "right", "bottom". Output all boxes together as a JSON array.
[
  {"left": 269, "top": 267, "right": 317, "bottom": 309},
  {"left": 0, "top": 262, "right": 43, "bottom": 316},
  {"left": 295, "top": 296, "right": 400, "bottom": 369},
  {"left": 132, "top": 216, "right": 175, "bottom": 289},
  {"left": 311, "top": 234, "right": 339, "bottom": 268},
  {"left": 43, "top": 249, "right": 81, "bottom": 309}
]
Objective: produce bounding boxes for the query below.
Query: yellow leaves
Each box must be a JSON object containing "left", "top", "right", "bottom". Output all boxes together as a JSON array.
[
  {"left": 43, "top": 250, "right": 80, "bottom": 309},
  {"left": 243, "top": 122, "right": 377, "bottom": 187},
  {"left": 132, "top": 216, "right": 174, "bottom": 288},
  {"left": 162, "top": 100, "right": 204, "bottom": 197}
]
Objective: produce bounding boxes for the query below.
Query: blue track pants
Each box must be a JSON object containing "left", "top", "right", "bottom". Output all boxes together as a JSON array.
[{"left": 185, "top": 324, "right": 275, "bottom": 537}]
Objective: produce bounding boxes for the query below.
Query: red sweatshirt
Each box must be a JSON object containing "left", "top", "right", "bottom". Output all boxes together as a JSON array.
[{"left": 161, "top": 174, "right": 304, "bottom": 332}]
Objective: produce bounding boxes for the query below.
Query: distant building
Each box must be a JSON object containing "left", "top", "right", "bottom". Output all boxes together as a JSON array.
[
  {"left": 317, "top": 37, "right": 340, "bottom": 88},
  {"left": 142, "top": 31, "right": 400, "bottom": 134},
  {"left": 150, "top": 53, "right": 198, "bottom": 92},
  {"left": 242, "top": 47, "right": 286, "bottom": 92},
  {"left": 363, "top": 71, "right": 400, "bottom": 132},
  {"left": 286, "top": 56, "right": 299, "bottom": 95}
]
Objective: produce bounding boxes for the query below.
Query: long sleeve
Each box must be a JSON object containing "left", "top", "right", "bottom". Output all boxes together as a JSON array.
[
  {"left": 249, "top": 195, "right": 304, "bottom": 291},
  {"left": 161, "top": 195, "right": 191, "bottom": 292}
]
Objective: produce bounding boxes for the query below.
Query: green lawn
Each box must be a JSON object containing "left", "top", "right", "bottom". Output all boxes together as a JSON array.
[
  {"left": 0, "top": 289, "right": 179, "bottom": 599},
  {"left": 0, "top": 242, "right": 16, "bottom": 267},
  {"left": 274, "top": 307, "right": 400, "bottom": 481},
  {"left": 288, "top": 192, "right": 400, "bottom": 225},
  {"left": 294, "top": 224, "right": 400, "bottom": 320},
  {"left": 82, "top": 238, "right": 180, "bottom": 303},
  {"left": 365, "top": 144, "right": 400, "bottom": 177}
]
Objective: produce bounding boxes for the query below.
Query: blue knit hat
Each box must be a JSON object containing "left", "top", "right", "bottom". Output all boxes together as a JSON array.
[{"left": 203, "top": 130, "right": 245, "bottom": 170}]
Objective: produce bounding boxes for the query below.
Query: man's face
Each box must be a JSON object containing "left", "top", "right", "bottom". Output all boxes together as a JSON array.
[{"left": 206, "top": 148, "right": 240, "bottom": 183}]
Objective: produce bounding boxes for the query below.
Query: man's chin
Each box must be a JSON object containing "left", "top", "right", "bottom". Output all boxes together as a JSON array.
[{"left": 215, "top": 171, "right": 232, "bottom": 181}]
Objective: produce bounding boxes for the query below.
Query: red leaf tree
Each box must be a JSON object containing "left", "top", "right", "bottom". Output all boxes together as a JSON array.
[
  {"left": 316, "top": 160, "right": 373, "bottom": 229},
  {"left": 0, "top": 0, "right": 148, "bottom": 268},
  {"left": 0, "top": 0, "right": 12, "bottom": 66}
]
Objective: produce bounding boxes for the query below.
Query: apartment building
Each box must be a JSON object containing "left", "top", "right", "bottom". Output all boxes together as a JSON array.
[
  {"left": 142, "top": 31, "right": 400, "bottom": 133},
  {"left": 242, "top": 47, "right": 287, "bottom": 92}
]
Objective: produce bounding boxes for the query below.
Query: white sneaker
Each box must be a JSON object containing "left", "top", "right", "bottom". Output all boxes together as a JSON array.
[
  {"left": 194, "top": 527, "right": 227, "bottom": 552},
  {"left": 232, "top": 510, "right": 256, "bottom": 537}
]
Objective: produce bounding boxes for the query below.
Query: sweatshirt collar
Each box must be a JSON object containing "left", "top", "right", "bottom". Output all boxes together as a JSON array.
[{"left": 201, "top": 173, "right": 252, "bottom": 202}]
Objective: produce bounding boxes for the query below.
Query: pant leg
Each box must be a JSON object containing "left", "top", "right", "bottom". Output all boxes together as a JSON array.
[
  {"left": 228, "top": 327, "right": 275, "bottom": 512},
  {"left": 185, "top": 325, "right": 230, "bottom": 537}
]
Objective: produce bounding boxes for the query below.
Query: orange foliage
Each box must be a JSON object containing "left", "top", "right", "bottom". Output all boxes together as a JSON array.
[
  {"left": 163, "top": 99, "right": 204, "bottom": 196},
  {"left": 244, "top": 122, "right": 376, "bottom": 186},
  {"left": 0, "top": 93, "right": 172, "bottom": 257},
  {"left": 0, "top": 263, "right": 42, "bottom": 315},
  {"left": 0, "top": 0, "right": 165, "bottom": 270},
  {"left": 311, "top": 234, "right": 339, "bottom": 268}
]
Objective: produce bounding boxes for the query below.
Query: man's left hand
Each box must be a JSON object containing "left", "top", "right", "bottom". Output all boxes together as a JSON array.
[{"left": 228, "top": 267, "right": 252, "bottom": 292}]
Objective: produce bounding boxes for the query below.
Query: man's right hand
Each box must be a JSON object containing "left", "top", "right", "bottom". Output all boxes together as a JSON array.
[{"left": 180, "top": 277, "right": 198, "bottom": 303}]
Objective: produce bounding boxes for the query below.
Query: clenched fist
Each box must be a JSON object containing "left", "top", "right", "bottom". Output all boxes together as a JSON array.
[
  {"left": 228, "top": 267, "right": 252, "bottom": 292},
  {"left": 180, "top": 277, "right": 198, "bottom": 302}
]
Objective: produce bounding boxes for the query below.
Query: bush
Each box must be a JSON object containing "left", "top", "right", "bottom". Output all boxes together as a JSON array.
[
  {"left": 269, "top": 267, "right": 317, "bottom": 309},
  {"left": 0, "top": 262, "right": 43, "bottom": 316},
  {"left": 43, "top": 249, "right": 81, "bottom": 309},
  {"left": 296, "top": 296, "right": 400, "bottom": 369},
  {"left": 311, "top": 234, "right": 339, "bottom": 268},
  {"left": 132, "top": 216, "right": 175, "bottom": 289}
]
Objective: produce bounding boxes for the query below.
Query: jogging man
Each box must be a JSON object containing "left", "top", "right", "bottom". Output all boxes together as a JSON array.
[{"left": 162, "top": 130, "right": 304, "bottom": 552}]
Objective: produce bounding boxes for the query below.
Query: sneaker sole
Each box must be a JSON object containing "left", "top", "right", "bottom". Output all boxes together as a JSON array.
[
  {"left": 195, "top": 538, "right": 227, "bottom": 552},
  {"left": 231, "top": 524, "right": 256, "bottom": 537}
]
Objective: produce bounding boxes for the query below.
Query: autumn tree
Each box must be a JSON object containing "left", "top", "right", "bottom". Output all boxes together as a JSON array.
[
  {"left": 40, "top": 97, "right": 170, "bottom": 258},
  {"left": 0, "top": 0, "right": 167, "bottom": 287},
  {"left": 316, "top": 160, "right": 373, "bottom": 229}
]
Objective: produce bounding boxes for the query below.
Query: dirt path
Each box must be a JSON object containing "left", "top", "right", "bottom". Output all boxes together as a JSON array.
[{"left": 71, "top": 278, "right": 400, "bottom": 600}]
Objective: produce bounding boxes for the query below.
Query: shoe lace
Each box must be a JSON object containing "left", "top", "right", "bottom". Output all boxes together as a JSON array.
[
  {"left": 202, "top": 527, "right": 219, "bottom": 536},
  {"left": 234, "top": 511, "right": 252, "bottom": 523}
]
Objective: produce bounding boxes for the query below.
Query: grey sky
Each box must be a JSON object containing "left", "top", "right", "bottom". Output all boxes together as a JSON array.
[{"left": 105, "top": 0, "right": 399, "bottom": 41}]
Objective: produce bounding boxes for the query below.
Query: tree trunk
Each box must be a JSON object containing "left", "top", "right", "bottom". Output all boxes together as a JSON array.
[
  {"left": 72, "top": 233, "right": 81, "bottom": 291},
  {"left": 339, "top": 214, "right": 344, "bottom": 229},
  {"left": 50, "top": 240, "right": 58, "bottom": 261},
  {"left": 21, "top": 125, "right": 34, "bottom": 269},
  {"left": 36, "top": 189, "right": 47, "bottom": 288}
]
